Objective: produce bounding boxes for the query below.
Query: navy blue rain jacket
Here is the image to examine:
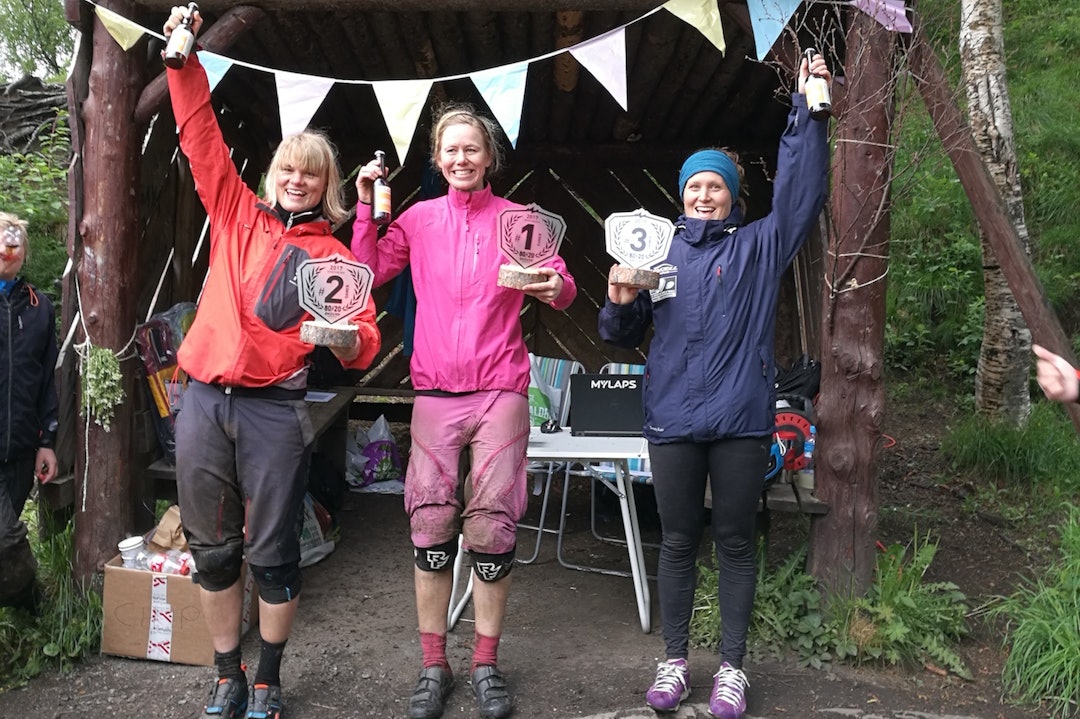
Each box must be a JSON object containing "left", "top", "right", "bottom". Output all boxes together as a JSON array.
[
  {"left": 1, "top": 280, "right": 59, "bottom": 462},
  {"left": 598, "top": 94, "right": 828, "bottom": 444}
]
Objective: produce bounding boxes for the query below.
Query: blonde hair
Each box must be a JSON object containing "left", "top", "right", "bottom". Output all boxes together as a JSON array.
[
  {"left": 264, "top": 130, "right": 347, "bottom": 224},
  {"left": 429, "top": 103, "right": 505, "bottom": 181},
  {"left": 0, "top": 211, "right": 29, "bottom": 260}
]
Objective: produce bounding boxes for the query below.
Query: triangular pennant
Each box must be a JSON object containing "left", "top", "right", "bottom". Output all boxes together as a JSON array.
[
  {"left": 200, "top": 52, "right": 234, "bottom": 92},
  {"left": 275, "top": 71, "right": 335, "bottom": 139},
  {"left": 746, "top": 0, "right": 801, "bottom": 60},
  {"left": 472, "top": 63, "right": 529, "bottom": 148},
  {"left": 372, "top": 79, "right": 434, "bottom": 166},
  {"left": 95, "top": 5, "right": 146, "bottom": 51},
  {"left": 569, "top": 27, "right": 628, "bottom": 111},
  {"left": 663, "top": 0, "right": 727, "bottom": 54},
  {"left": 850, "top": 0, "right": 912, "bottom": 32}
]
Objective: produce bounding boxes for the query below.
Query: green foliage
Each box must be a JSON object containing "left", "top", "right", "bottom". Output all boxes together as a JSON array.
[
  {"left": 0, "top": 0, "right": 75, "bottom": 81},
  {"left": 940, "top": 400, "right": 1080, "bottom": 494},
  {"left": 690, "top": 535, "right": 969, "bottom": 677},
  {"left": 80, "top": 345, "right": 125, "bottom": 431},
  {"left": 0, "top": 109, "right": 69, "bottom": 301},
  {"left": 990, "top": 506, "right": 1080, "bottom": 718},
  {"left": 0, "top": 510, "right": 103, "bottom": 689}
]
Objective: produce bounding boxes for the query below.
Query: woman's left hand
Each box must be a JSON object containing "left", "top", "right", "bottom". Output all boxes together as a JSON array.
[
  {"left": 522, "top": 268, "right": 564, "bottom": 305},
  {"left": 798, "top": 52, "right": 832, "bottom": 94}
]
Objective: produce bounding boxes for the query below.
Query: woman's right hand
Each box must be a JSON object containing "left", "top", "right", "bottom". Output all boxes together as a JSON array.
[
  {"left": 607, "top": 266, "right": 640, "bottom": 304},
  {"left": 354, "top": 158, "right": 384, "bottom": 204},
  {"left": 163, "top": 5, "right": 202, "bottom": 38}
]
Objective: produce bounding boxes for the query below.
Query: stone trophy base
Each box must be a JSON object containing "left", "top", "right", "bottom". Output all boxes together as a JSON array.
[
  {"left": 608, "top": 265, "right": 660, "bottom": 290},
  {"left": 300, "top": 320, "right": 357, "bottom": 348},
  {"left": 497, "top": 265, "right": 545, "bottom": 290}
]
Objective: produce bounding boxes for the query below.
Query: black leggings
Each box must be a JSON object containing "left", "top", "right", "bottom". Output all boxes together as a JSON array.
[{"left": 648, "top": 437, "right": 768, "bottom": 667}]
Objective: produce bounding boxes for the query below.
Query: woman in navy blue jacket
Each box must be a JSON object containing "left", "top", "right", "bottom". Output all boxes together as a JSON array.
[{"left": 598, "top": 53, "right": 832, "bottom": 719}]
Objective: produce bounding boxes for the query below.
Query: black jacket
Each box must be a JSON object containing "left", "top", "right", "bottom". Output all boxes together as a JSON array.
[{"left": 1, "top": 280, "right": 59, "bottom": 462}]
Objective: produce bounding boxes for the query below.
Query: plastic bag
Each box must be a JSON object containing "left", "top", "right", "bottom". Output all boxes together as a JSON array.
[
  {"left": 298, "top": 493, "right": 336, "bottom": 568},
  {"left": 528, "top": 363, "right": 560, "bottom": 426},
  {"left": 359, "top": 415, "right": 403, "bottom": 486}
]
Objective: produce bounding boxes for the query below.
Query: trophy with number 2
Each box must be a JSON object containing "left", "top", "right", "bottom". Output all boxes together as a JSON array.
[{"left": 296, "top": 254, "right": 374, "bottom": 348}]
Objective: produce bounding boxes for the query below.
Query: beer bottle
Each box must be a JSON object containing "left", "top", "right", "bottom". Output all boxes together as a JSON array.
[
  {"left": 372, "top": 150, "right": 392, "bottom": 225},
  {"left": 803, "top": 47, "right": 832, "bottom": 121},
  {"left": 164, "top": 3, "right": 199, "bottom": 70}
]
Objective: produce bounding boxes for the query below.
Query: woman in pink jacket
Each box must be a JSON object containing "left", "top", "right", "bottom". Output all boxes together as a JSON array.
[{"left": 352, "top": 105, "right": 577, "bottom": 719}]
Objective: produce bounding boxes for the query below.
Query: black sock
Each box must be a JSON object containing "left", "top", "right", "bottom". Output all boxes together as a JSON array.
[
  {"left": 253, "top": 638, "right": 288, "bottom": 687},
  {"left": 215, "top": 646, "right": 245, "bottom": 681}
]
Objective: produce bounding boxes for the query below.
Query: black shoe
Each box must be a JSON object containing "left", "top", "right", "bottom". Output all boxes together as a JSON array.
[
  {"left": 471, "top": 665, "right": 513, "bottom": 719},
  {"left": 407, "top": 666, "right": 454, "bottom": 719},
  {"left": 201, "top": 676, "right": 248, "bottom": 719}
]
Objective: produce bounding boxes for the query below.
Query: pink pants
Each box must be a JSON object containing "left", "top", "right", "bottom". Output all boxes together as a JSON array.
[{"left": 406, "top": 391, "right": 530, "bottom": 554}]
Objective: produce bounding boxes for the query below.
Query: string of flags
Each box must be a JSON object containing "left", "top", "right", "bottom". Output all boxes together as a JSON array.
[{"left": 89, "top": 0, "right": 910, "bottom": 166}]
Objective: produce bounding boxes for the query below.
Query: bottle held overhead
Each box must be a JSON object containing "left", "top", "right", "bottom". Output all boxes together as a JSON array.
[
  {"left": 372, "top": 150, "right": 392, "bottom": 225},
  {"left": 164, "top": 2, "right": 199, "bottom": 69},
  {"left": 803, "top": 47, "right": 832, "bottom": 121}
]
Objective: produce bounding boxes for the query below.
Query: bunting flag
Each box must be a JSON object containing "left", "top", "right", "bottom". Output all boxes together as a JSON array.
[
  {"left": 851, "top": 0, "right": 912, "bottom": 32},
  {"left": 275, "top": 71, "right": 335, "bottom": 139},
  {"left": 569, "top": 28, "right": 628, "bottom": 111},
  {"left": 95, "top": 5, "right": 146, "bottom": 51},
  {"left": 372, "top": 79, "right": 435, "bottom": 166},
  {"left": 746, "top": 0, "right": 801, "bottom": 60},
  {"left": 663, "top": 0, "right": 727, "bottom": 54},
  {"left": 200, "top": 52, "right": 234, "bottom": 93},
  {"left": 472, "top": 63, "right": 530, "bottom": 148}
]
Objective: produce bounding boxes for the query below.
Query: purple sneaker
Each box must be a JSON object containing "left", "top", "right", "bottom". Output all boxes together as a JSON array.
[
  {"left": 708, "top": 662, "right": 748, "bottom": 719},
  {"left": 645, "top": 658, "right": 690, "bottom": 712}
]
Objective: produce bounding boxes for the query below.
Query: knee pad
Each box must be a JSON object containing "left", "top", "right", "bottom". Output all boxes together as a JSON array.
[
  {"left": 249, "top": 561, "right": 302, "bottom": 604},
  {"left": 191, "top": 545, "right": 243, "bottom": 591},
  {"left": 414, "top": 538, "right": 458, "bottom": 572},
  {"left": 470, "top": 547, "right": 515, "bottom": 583}
]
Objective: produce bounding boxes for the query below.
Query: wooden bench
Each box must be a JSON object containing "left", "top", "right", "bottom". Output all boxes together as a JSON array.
[{"left": 349, "top": 387, "right": 415, "bottom": 423}]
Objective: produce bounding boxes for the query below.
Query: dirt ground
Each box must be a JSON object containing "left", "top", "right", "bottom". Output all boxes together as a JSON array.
[{"left": 0, "top": 395, "right": 1054, "bottom": 719}]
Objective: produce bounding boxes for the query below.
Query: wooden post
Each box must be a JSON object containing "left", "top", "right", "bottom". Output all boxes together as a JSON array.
[
  {"left": 70, "top": 1, "right": 145, "bottom": 581},
  {"left": 807, "top": 12, "right": 898, "bottom": 599},
  {"left": 906, "top": 15, "right": 1080, "bottom": 433}
]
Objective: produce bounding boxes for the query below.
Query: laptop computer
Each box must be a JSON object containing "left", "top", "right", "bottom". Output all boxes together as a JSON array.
[{"left": 569, "top": 374, "right": 645, "bottom": 436}]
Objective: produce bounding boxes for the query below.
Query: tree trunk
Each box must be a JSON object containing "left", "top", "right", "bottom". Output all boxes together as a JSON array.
[
  {"left": 807, "top": 13, "right": 898, "bottom": 599},
  {"left": 71, "top": 1, "right": 145, "bottom": 582},
  {"left": 961, "top": 0, "right": 1032, "bottom": 426}
]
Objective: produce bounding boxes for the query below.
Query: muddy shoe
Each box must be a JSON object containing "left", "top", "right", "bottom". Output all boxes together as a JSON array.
[
  {"left": 201, "top": 676, "right": 248, "bottom": 719},
  {"left": 245, "top": 683, "right": 283, "bottom": 719},
  {"left": 471, "top": 664, "right": 513, "bottom": 719},
  {"left": 407, "top": 666, "right": 454, "bottom": 719}
]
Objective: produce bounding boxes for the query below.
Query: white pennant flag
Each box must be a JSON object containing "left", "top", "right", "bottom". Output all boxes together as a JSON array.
[
  {"left": 275, "top": 71, "right": 335, "bottom": 139},
  {"left": 471, "top": 63, "right": 529, "bottom": 148},
  {"left": 372, "top": 79, "right": 434, "bottom": 166},
  {"left": 570, "top": 27, "right": 628, "bottom": 111}
]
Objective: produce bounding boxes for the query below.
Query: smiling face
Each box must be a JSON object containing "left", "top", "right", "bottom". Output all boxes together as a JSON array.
[
  {"left": 273, "top": 162, "right": 327, "bottom": 214},
  {"left": 682, "top": 171, "right": 733, "bottom": 221},
  {"left": 436, "top": 122, "right": 492, "bottom": 193},
  {"left": 0, "top": 225, "right": 27, "bottom": 281}
]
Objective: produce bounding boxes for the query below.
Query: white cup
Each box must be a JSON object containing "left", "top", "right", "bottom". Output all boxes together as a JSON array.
[{"left": 118, "top": 536, "right": 144, "bottom": 565}]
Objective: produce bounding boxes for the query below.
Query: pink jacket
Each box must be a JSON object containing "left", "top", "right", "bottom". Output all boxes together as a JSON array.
[{"left": 352, "top": 185, "right": 576, "bottom": 395}]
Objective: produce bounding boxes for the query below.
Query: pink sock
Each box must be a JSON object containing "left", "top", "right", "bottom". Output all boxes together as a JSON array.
[
  {"left": 420, "top": 631, "right": 450, "bottom": 670},
  {"left": 472, "top": 631, "right": 500, "bottom": 671}
]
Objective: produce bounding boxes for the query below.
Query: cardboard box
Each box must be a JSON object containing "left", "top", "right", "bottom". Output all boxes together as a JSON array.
[{"left": 101, "top": 556, "right": 258, "bottom": 666}]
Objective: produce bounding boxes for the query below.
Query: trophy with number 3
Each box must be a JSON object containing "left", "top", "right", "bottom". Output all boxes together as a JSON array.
[
  {"left": 296, "top": 254, "right": 374, "bottom": 348},
  {"left": 496, "top": 204, "right": 566, "bottom": 290},
  {"left": 604, "top": 209, "right": 675, "bottom": 289}
]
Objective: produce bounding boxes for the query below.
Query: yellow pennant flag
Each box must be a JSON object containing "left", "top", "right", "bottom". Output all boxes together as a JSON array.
[
  {"left": 96, "top": 6, "right": 146, "bottom": 51},
  {"left": 663, "top": 0, "right": 726, "bottom": 55}
]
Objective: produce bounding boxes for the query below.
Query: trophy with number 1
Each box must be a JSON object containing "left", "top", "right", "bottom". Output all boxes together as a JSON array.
[{"left": 496, "top": 204, "right": 566, "bottom": 290}]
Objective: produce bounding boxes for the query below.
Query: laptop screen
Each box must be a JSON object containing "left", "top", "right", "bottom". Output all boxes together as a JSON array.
[{"left": 569, "top": 374, "right": 644, "bottom": 437}]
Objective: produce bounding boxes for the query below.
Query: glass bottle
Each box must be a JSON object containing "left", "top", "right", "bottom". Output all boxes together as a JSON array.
[
  {"left": 803, "top": 48, "right": 832, "bottom": 121},
  {"left": 372, "top": 150, "right": 392, "bottom": 225},
  {"left": 164, "top": 3, "right": 199, "bottom": 70}
]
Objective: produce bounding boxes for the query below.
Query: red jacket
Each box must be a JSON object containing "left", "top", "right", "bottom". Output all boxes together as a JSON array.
[{"left": 168, "top": 55, "right": 380, "bottom": 386}]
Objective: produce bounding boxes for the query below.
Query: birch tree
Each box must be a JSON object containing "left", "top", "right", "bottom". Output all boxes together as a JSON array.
[{"left": 960, "top": 0, "right": 1032, "bottom": 425}]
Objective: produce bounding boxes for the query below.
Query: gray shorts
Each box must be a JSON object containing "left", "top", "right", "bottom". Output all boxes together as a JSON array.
[{"left": 175, "top": 380, "right": 314, "bottom": 567}]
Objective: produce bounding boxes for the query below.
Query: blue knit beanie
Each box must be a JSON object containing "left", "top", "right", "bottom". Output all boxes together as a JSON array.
[{"left": 677, "top": 150, "right": 740, "bottom": 200}]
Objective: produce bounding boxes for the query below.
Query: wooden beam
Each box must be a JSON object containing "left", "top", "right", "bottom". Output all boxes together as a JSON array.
[
  {"left": 906, "top": 16, "right": 1080, "bottom": 433},
  {"left": 134, "top": 5, "right": 265, "bottom": 125},
  {"left": 133, "top": 0, "right": 666, "bottom": 10}
]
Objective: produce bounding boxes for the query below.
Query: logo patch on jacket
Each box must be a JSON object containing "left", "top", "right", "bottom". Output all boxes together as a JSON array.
[{"left": 650, "top": 263, "right": 678, "bottom": 303}]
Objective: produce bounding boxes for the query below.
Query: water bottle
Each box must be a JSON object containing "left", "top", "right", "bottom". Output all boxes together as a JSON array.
[
  {"left": 796, "top": 425, "right": 816, "bottom": 490},
  {"left": 147, "top": 549, "right": 193, "bottom": 575}
]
